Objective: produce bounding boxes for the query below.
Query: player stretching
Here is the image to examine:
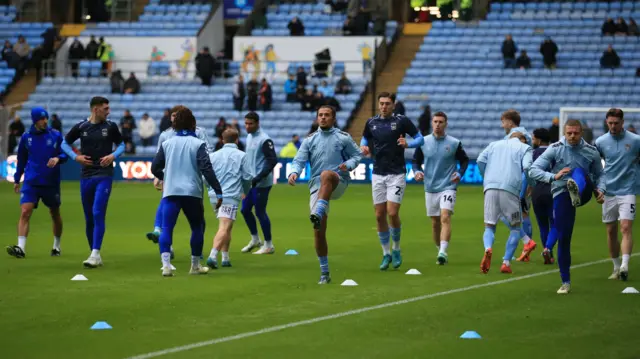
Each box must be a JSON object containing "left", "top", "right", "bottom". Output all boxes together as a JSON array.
[
  {"left": 477, "top": 132, "right": 532, "bottom": 274},
  {"left": 499, "top": 110, "right": 537, "bottom": 261},
  {"left": 61, "top": 97, "right": 125, "bottom": 268},
  {"left": 530, "top": 119, "right": 605, "bottom": 294},
  {"left": 595, "top": 108, "right": 640, "bottom": 281},
  {"left": 151, "top": 107, "right": 223, "bottom": 277},
  {"left": 530, "top": 128, "right": 558, "bottom": 264},
  {"left": 360, "top": 92, "right": 424, "bottom": 270},
  {"left": 288, "top": 106, "right": 361, "bottom": 284},
  {"left": 240, "top": 112, "right": 278, "bottom": 254},
  {"left": 6, "top": 107, "right": 67, "bottom": 258},
  {"left": 412, "top": 111, "right": 469, "bottom": 264},
  {"left": 146, "top": 105, "right": 213, "bottom": 258},
  {"left": 206, "top": 128, "right": 253, "bottom": 269}
]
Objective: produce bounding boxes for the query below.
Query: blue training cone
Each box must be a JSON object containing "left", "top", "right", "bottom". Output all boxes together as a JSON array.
[
  {"left": 285, "top": 249, "right": 299, "bottom": 256},
  {"left": 460, "top": 331, "right": 481, "bottom": 339},
  {"left": 90, "top": 321, "right": 112, "bottom": 330}
]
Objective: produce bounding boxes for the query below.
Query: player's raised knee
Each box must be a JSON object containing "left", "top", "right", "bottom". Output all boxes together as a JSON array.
[{"left": 320, "top": 170, "right": 338, "bottom": 182}]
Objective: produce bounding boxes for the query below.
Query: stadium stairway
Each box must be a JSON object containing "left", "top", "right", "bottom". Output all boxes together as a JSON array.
[
  {"left": 348, "top": 33, "right": 426, "bottom": 143},
  {"left": 4, "top": 72, "right": 37, "bottom": 108}
]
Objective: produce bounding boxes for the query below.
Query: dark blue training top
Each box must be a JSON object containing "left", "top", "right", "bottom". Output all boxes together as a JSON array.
[
  {"left": 15, "top": 126, "right": 68, "bottom": 187},
  {"left": 362, "top": 114, "right": 419, "bottom": 176},
  {"left": 64, "top": 119, "right": 123, "bottom": 178}
]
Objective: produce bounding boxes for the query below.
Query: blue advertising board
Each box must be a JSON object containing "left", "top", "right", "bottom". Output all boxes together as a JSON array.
[
  {"left": 223, "top": 0, "right": 254, "bottom": 19},
  {"left": 2, "top": 155, "right": 484, "bottom": 185}
]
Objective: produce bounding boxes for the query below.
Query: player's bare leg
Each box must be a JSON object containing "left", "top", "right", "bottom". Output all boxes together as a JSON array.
[
  {"left": 7, "top": 203, "right": 35, "bottom": 258},
  {"left": 606, "top": 221, "right": 621, "bottom": 279},
  {"left": 50, "top": 207, "right": 63, "bottom": 256},
  {"left": 207, "top": 218, "right": 233, "bottom": 269},
  {"left": 619, "top": 219, "right": 633, "bottom": 281},
  {"left": 309, "top": 171, "right": 339, "bottom": 229},
  {"left": 437, "top": 209, "right": 452, "bottom": 264},
  {"left": 221, "top": 220, "right": 234, "bottom": 267},
  {"left": 431, "top": 216, "right": 441, "bottom": 249}
]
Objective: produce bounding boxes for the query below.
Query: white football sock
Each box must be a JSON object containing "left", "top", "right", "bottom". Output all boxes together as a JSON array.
[
  {"left": 91, "top": 249, "right": 100, "bottom": 258},
  {"left": 222, "top": 251, "right": 230, "bottom": 261},
  {"left": 381, "top": 243, "right": 391, "bottom": 255},
  {"left": 154, "top": 226, "right": 161, "bottom": 233},
  {"left": 251, "top": 234, "right": 261, "bottom": 244},
  {"left": 503, "top": 259, "right": 511, "bottom": 266},
  {"left": 613, "top": 257, "right": 621, "bottom": 271},
  {"left": 53, "top": 237, "right": 61, "bottom": 250},
  {"left": 209, "top": 248, "right": 219, "bottom": 260},
  {"left": 191, "top": 256, "right": 200, "bottom": 266},
  {"left": 161, "top": 252, "right": 171, "bottom": 267},
  {"left": 264, "top": 240, "right": 273, "bottom": 248},
  {"left": 622, "top": 254, "right": 630, "bottom": 268},
  {"left": 521, "top": 235, "right": 531, "bottom": 245},
  {"left": 439, "top": 240, "right": 449, "bottom": 254},
  {"left": 17, "top": 236, "right": 26, "bottom": 251}
]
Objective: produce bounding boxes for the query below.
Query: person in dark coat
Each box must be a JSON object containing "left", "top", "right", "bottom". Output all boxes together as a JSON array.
[
  {"left": 195, "top": 47, "right": 215, "bottom": 86},
  {"left": 516, "top": 50, "right": 531, "bottom": 69},
  {"left": 110, "top": 70, "right": 124, "bottom": 94},
  {"left": 540, "top": 37, "right": 558, "bottom": 69},
  {"left": 85, "top": 35, "right": 99, "bottom": 59},
  {"left": 159, "top": 108, "right": 171, "bottom": 132},
  {"left": 233, "top": 75, "right": 245, "bottom": 111},
  {"left": 8, "top": 116, "right": 25, "bottom": 154},
  {"left": 288, "top": 17, "right": 305, "bottom": 36},
  {"left": 615, "top": 17, "right": 628, "bottom": 34},
  {"left": 246, "top": 77, "right": 259, "bottom": 111},
  {"left": 68, "top": 38, "right": 85, "bottom": 77},
  {"left": 50, "top": 113, "right": 62, "bottom": 133},
  {"left": 123, "top": 72, "right": 141, "bottom": 94},
  {"left": 501, "top": 34, "right": 517, "bottom": 68},
  {"left": 600, "top": 45, "right": 621, "bottom": 69},
  {"left": 602, "top": 18, "right": 616, "bottom": 35},
  {"left": 259, "top": 78, "right": 272, "bottom": 111}
]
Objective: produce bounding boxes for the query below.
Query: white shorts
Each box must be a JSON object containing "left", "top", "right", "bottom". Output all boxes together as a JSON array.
[
  {"left": 484, "top": 189, "right": 522, "bottom": 227},
  {"left": 214, "top": 204, "right": 238, "bottom": 221},
  {"left": 602, "top": 195, "right": 636, "bottom": 223},
  {"left": 372, "top": 174, "right": 406, "bottom": 205},
  {"left": 425, "top": 190, "right": 457, "bottom": 217},
  {"left": 309, "top": 179, "right": 348, "bottom": 214}
]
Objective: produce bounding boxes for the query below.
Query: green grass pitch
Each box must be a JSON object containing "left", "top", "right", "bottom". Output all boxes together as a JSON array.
[{"left": 1, "top": 182, "right": 639, "bottom": 359}]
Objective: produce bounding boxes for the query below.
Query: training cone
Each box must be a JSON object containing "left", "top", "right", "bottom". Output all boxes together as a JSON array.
[
  {"left": 622, "top": 287, "right": 639, "bottom": 294},
  {"left": 71, "top": 274, "right": 88, "bottom": 281},
  {"left": 405, "top": 269, "right": 421, "bottom": 275},
  {"left": 341, "top": 279, "right": 358, "bottom": 286},
  {"left": 90, "top": 321, "right": 112, "bottom": 330},
  {"left": 159, "top": 264, "right": 177, "bottom": 271},
  {"left": 285, "top": 249, "right": 299, "bottom": 256},
  {"left": 460, "top": 331, "right": 482, "bottom": 339}
]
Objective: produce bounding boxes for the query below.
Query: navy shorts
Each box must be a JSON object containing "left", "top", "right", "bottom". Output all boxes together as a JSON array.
[{"left": 20, "top": 185, "right": 61, "bottom": 209}]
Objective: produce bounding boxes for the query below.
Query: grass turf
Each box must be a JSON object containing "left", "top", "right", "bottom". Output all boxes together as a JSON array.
[{"left": 0, "top": 182, "right": 638, "bottom": 359}]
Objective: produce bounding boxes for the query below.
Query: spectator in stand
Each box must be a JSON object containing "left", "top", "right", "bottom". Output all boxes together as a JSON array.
[
  {"left": 288, "top": 17, "right": 305, "bottom": 36},
  {"left": 8, "top": 116, "right": 25, "bottom": 154},
  {"left": 159, "top": 108, "right": 171, "bottom": 132},
  {"left": 215, "top": 117, "right": 227, "bottom": 138},
  {"left": 125, "top": 141, "right": 136, "bottom": 154},
  {"left": 85, "top": 35, "right": 99, "bottom": 59},
  {"left": 549, "top": 117, "right": 560, "bottom": 143},
  {"left": 284, "top": 74, "right": 297, "bottom": 102},
  {"left": 326, "top": 0, "right": 348, "bottom": 13},
  {"left": 68, "top": 38, "right": 85, "bottom": 77},
  {"left": 120, "top": 109, "right": 136, "bottom": 149},
  {"left": 259, "top": 78, "right": 272, "bottom": 111},
  {"left": 301, "top": 88, "right": 316, "bottom": 111},
  {"left": 540, "top": 37, "right": 558, "bottom": 69},
  {"left": 615, "top": 17, "right": 628, "bottom": 35},
  {"left": 628, "top": 124, "right": 637, "bottom": 134},
  {"left": 296, "top": 66, "right": 308, "bottom": 87},
  {"left": 501, "top": 34, "right": 517, "bottom": 69},
  {"left": 50, "top": 113, "right": 62, "bottom": 133},
  {"left": 138, "top": 113, "right": 156, "bottom": 147},
  {"left": 318, "top": 80, "right": 334, "bottom": 98},
  {"left": 195, "top": 46, "right": 215, "bottom": 86},
  {"left": 246, "top": 76, "right": 259, "bottom": 111},
  {"left": 1, "top": 40, "right": 18, "bottom": 70},
  {"left": 516, "top": 50, "right": 531, "bottom": 69},
  {"left": 97, "top": 37, "right": 110, "bottom": 76},
  {"left": 628, "top": 18, "right": 639, "bottom": 36},
  {"left": 308, "top": 119, "right": 319, "bottom": 134},
  {"left": 342, "top": 16, "right": 354, "bottom": 36},
  {"left": 335, "top": 73, "right": 352, "bottom": 94},
  {"left": 582, "top": 120, "right": 594, "bottom": 145},
  {"left": 110, "top": 70, "right": 124, "bottom": 94},
  {"left": 230, "top": 119, "right": 242, "bottom": 135},
  {"left": 418, "top": 104, "right": 431, "bottom": 135},
  {"left": 123, "top": 72, "right": 140, "bottom": 94},
  {"left": 13, "top": 35, "right": 30, "bottom": 71},
  {"left": 391, "top": 93, "right": 405, "bottom": 116},
  {"left": 233, "top": 75, "right": 245, "bottom": 111},
  {"left": 150, "top": 46, "right": 165, "bottom": 61},
  {"left": 600, "top": 45, "right": 621, "bottom": 69},
  {"left": 602, "top": 18, "right": 616, "bottom": 35}
]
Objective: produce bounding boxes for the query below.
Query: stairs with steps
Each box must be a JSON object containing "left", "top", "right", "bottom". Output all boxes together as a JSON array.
[
  {"left": 348, "top": 31, "right": 428, "bottom": 143},
  {"left": 4, "top": 72, "right": 37, "bottom": 116}
]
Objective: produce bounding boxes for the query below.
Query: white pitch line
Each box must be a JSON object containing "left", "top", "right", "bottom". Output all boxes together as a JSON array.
[{"left": 124, "top": 254, "right": 638, "bottom": 359}]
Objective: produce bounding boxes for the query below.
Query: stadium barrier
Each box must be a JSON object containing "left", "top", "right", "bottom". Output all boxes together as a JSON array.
[{"left": 2, "top": 156, "right": 484, "bottom": 185}]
